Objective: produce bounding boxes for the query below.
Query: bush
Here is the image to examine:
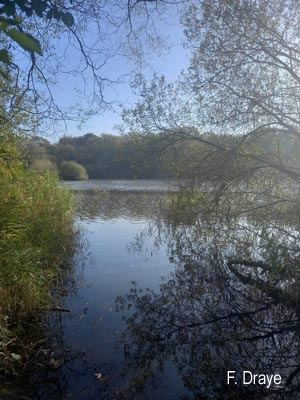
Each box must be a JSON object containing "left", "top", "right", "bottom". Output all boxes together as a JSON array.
[
  {"left": 60, "top": 160, "right": 88, "bottom": 180},
  {"left": 29, "top": 157, "right": 57, "bottom": 173},
  {"left": 0, "top": 133, "right": 75, "bottom": 377}
]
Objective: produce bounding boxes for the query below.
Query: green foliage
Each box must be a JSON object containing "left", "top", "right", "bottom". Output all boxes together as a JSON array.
[
  {"left": 0, "top": 0, "right": 75, "bottom": 70},
  {"left": 5, "top": 28, "right": 42, "bottom": 55},
  {"left": 29, "top": 157, "right": 57, "bottom": 173},
  {"left": 0, "top": 48, "right": 9, "bottom": 63},
  {"left": 46, "top": 133, "right": 184, "bottom": 179},
  {"left": 44, "top": 130, "right": 300, "bottom": 184},
  {"left": 60, "top": 160, "right": 88, "bottom": 181},
  {"left": 166, "top": 188, "right": 212, "bottom": 224},
  {"left": 0, "top": 132, "right": 74, "bottom": 376}
]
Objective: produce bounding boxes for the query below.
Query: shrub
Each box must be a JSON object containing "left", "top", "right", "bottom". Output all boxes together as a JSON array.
[
  {"left": 0, "top": 133, "right": 75, "bottom": 377},
  {"left": 29, "top": 157, "right": 57, "bottom": 173},
  {"left": 60, "top": 161, "right": 88, "bottom": 180}
]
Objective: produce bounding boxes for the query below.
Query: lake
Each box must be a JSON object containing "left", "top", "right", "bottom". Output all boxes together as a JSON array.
[
  {"left": 39, "top": 179, "right": 187, "bottom": 399},
  {"left": 12, "top": 180, "right": 300, "bottom": 399}
]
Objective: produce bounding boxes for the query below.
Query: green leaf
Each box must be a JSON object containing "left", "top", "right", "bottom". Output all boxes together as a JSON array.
[
  {"left": 47, "top": 6, "right": 60, "bottom": 20},
  {"left": 62, "top": 12, "right": 74, "bottom": 27},
  {"left": 5, "top": 29, "right": 43, "bottom": 56},
  {"left": 10, "top": 353, "right": 22, "bottom": 361},
  {"left": 0, "top": 49, "right": 10, "bottom": 65},
  {"left": 0, "top": 16, "right": 22, "bottom": 26},
  {"left": 0, "top": 21, "right": 8, "bottom": 31},
  {"left": 31, "top": 0, "right": 48, "bottom": 17},
  {"left": 2, "top": 2, "right": 16, "bottom": 17},
  {"left": 0, "top": 70, "right": 9, "bottom": 80},
  {"left": 45, "top": 9, "right": 53, "bottom": 20},
  {"left": 46, "top": 7, "right": 60, "bottom": 21}
]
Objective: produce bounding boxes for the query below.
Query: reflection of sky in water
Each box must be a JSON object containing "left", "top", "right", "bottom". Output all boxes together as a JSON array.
[
  {"left": 15, "top": 181, "right": 300, "bottom": 399},
  {"left": 58, "top": 183, "right": 186, "bottom": 399}
]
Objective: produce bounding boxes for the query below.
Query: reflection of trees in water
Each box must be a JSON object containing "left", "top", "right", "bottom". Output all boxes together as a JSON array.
[
  {"left": 1, "top": 310, "right": 89, "bottom": 399},
  {"left": 116, "top": 216, "right": 300, "bottom": 399},
  {"left": 2, "top": 237, "right": 99, "bottom": 400},
  {"left": 75, "top": 190, "right": 167, "bottom": 221}
]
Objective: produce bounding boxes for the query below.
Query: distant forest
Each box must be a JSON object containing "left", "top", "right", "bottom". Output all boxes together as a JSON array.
[
  {"left": 23, "top": 131, "right": 300, "bottom": 180},
  {"left": 23, "top": 133, "right": 193, "bottom": 179}
]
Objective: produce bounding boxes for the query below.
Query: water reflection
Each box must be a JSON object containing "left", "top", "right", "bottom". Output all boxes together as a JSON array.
[
  {"left": 63, "top": 179, "right": 180, "bottom": 193},
  {"left": 116, "top": 216, "right": 300, "bottom": 399},
  {"left": 1, "top": 235, "right": 94, "bottom": 400},
  {"left": 75, "top": 190, "right": 167, "bottom": 222},
  {"left": 8, "top": 183, "right": 300, "bottom": 399}
]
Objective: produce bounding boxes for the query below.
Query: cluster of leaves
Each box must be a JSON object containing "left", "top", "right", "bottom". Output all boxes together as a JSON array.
[{"left": 0, "top": 0, "right": 74, "bottom": 74}]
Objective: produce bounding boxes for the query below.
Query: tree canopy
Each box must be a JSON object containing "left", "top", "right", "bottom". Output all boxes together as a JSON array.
[
  {"left": 121, "top": 0, "right": 300, "bottom": 212},
  {"left": 0, "top": 0, "right": 179, "bottom": 132}
]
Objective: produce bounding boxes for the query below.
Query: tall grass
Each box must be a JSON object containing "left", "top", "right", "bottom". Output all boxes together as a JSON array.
[{"left": 0, "top": 132, "right": 75, "bottom": 377}]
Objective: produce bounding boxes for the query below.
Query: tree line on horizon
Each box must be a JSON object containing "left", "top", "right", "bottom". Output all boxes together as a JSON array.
[
  {"left": 22, "top": 130, "right": 300, "bottom": 181},
  {"left": 23, "top": 132, "right": 187, "bottom": 180}
]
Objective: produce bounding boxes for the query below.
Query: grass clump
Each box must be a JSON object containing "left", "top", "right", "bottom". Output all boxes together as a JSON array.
[{"left": 0, "top": 132, "right": 75, "bottom": 378}]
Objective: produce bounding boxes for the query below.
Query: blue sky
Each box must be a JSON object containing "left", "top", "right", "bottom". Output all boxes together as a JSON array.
[{"left": 46, "top": 10, "right": 189, "bottom": 139}]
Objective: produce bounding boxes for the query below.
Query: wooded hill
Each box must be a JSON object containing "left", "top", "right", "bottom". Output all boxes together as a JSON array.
[{"left": 23, "top": 131, "right": 300, "bottom": 181}]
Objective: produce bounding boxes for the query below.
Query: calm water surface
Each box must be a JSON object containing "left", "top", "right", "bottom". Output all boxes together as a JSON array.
[
  {"left": 53, "top": 180, "right": 185, "bottom": 399},
  {"left": 14, "top": 179, "right": 300, "bottom": 399}
]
